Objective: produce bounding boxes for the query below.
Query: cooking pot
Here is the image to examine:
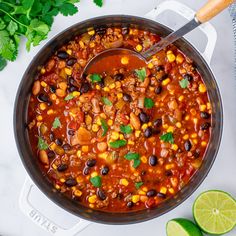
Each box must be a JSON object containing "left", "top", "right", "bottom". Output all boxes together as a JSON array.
[{"left": 14, "top": 1, "right": 223, "bottom": 235}]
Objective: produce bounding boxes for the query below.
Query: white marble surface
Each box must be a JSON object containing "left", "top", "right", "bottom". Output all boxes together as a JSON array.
[{"left": 0, "top": 0, "right": 236, "bottom": 235}]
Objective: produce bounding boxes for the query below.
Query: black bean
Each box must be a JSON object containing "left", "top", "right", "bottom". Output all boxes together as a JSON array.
[
  {"left": 153, "top": 118, "right": 162, "bottom": 127},
  {"left": 149, "top": 155, "right": 158, "bottom": 166},
  {"left": 68, "top": 76, "right": 76, "bottom": 86},
  {"left": 156, "top": 65, "right": 164, "bottom": 71},
  {"left": 139, "top": 112, "right": 150, "bottom": 123},
  {"left": 158, "top": 73, "right": 168, "bottom": 82},
  {"left": 47, "top": 150, "right": 55, "bottom": 158},
  {"left": 55, "top": 138, "right": 63, "bottom": 146},
  {"left": 141, "top": 170, "right": 146, "bottom": 176},
  {"left": 183, "top": 74, "right": 193, "bottom": 82},
  {"left": 62, "top": 144, "right": 71, "bottom": 151},
  {"left": 200, "top": 122, "right": 211, "bottom": 130},
  {"left": 165, "top": 170, "right": 173, "bottom": 176},
  {"left": 86, "top": 159, "right": 96, "bottom": 167},
  {"left": 47, "top": 101, "right": 52, "bottom": 106},
  {"left": 144, "top": 127, "right": 153, "bottom": 138},
  {"left": 157, "top": 192, "right": 166, "bottom": 198},
  {"left": 49, "top": 132, "right": 55, "bottom": 141},
  {"left": 193, "top": 149, "right": 201, "bottom": 159},
  {"left": 155, "top": 86, "right": 162, "bottom": 94},
  {"left": 37, "top": 93, "right": 49, "bottom": 102},
  {"left": 184, "top": 140, "right": 192, "bottom": 151},
  {"left": 122, "top": 27, "right": 129, "bottom": 35},
  {"left": 123, "top": 93, "right": 132, "bottom": 102},
  {"left": 83, "top": 167, "right": 90, "bottom": 175},
  {"left": 97, "top": 189, "right": 106, "bottom": 200},
  {"left": 66, "top": 58, "right": 77, "bottom": 66},
  {"left": 117, "top": 193, "right": 123, "bottom": 200},
  {"left": 68, "top": 85, "right": 78, "bottom": 93},
  {"left": 101, "top": 166, "right": 109, "bottom": 175},
  {"left": 65, "top": 178, "right": 77, "bottom": 187},
  {"left": 68, "top": 129, "right": 75, "bottom": 136},
  {"left": 80, "top": 82, "right": 90, "bottom": 94},
  {"left": 50, "top": 85, "right": 56, "bottom": 93},
  {"left": 200, "top": 112, "right": 210, "bottom": 119},
  {"left": 127, "top": 201, "right": 134, "bottom": 208},
  {"left": 57, "top": 51, "right": 69, "bottom": 59},
  {"left": 97, "top": 79, "right": 105, "bottom": 88},
  {"left": 57, "top": 164, "right": 68, "bottom": 172},
  {"left": 114, "top": 73, "right": 124, "bottom": 81},
  {"left": 95, "top": 27, "right": 107, "bottom": 36},
  {"left": 146, "top": 189, "right": 157, "bottom": 197}
]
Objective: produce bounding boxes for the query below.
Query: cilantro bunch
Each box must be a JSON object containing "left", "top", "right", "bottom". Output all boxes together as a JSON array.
[{"left": 0, "top": 0, "right": 103, "bottom": 71}]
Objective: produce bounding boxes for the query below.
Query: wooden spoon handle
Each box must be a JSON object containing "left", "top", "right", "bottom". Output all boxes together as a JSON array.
[{"left": 196, "top": 0, "right": 235, "bottom": 23}]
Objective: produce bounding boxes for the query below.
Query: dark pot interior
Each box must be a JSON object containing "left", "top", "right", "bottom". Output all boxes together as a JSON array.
[{"left": 14, "top": 15, "right": 223, "bottom": 224}]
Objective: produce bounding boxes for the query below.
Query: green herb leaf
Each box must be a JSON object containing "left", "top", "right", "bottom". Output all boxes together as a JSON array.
[
  {"left": 102, "top": 97, "right": 112, "bottom": 106},
  {"left": 93, "top": 0, "right": 103, "bottom": 7},
  {"left": 144, "top": 97, "right": 155, "bottom": 108},
  {"left": 7, "top": 21, "right": 18, "bottom": 36},
  {"left": 65, "top": 93, "right": 74, "bottom": 101},
  {"left": 90, "top": 176, "right": 102, "bottom": 187},
  {"left": 101, "top": 118, "right": 108, "bottom": 136},
  {"left": 120, "top": 125, "right": 132, "bottom": 134},
  {"left": 179, "top": 78, "right": 189, "bottom": 89},
  {"left": 135, "top": 67, "right": 146, "bottom": 82},
  {"left": 160, "top": 132, "right": 174, "bottom": 144},
  {"left": 109, "top": 140, "right": 127, "bottom": 148},
  {"left": 38, "top": 137, "right": 48, "bottom": 150},
  {"left": 133, "top": 159, "right": 141, "bottom": 168},
  {"left": 0, "top": 56, "right": 7, "bottom": 71},
  {"left": 52, "top": 117, "right": 61, "bottom": 129},
  {"left": 124, "top": 152, "right": 140, "bottom": 160},
  {"left": 135, "top": 182, "right": 143, "bottom": 189},
  {"left": 59, "top": 3, "right": 78, "bottom": 16},
  {"left": 90, "top": 73, "right": 102, "bottom": 83}
]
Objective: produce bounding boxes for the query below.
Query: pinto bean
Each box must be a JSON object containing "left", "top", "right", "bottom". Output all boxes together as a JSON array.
[
  {"left": 39, "top": 150, "right": 49, "bottom": 165},
  {"left": 91, "top": 98, "right": 101, "bottom": 114},
  {"left": 130, "top": 112, "right": 141, "bottom": 130},
  {"left": 32, "top": 81, "right": 41, "bottom": 96}
]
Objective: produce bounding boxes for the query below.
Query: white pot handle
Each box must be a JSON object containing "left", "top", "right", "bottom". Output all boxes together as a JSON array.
[
  {"left": 145, "top": 0, "right": 217, "bottom": 64},
  {"left": 19, "top": 178, "right": 91, "bottom": 236}
]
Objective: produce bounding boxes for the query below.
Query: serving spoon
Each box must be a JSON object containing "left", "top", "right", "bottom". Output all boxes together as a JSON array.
[{"left": 83, "top": 0, "right": 234, "bottom": 75}]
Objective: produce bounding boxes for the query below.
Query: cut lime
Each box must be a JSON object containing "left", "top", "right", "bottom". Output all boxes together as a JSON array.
[
  {"left": 166, "top": 218, "right": 203, "bottom": 236},
  {"left": 193, "top": 190, "right": 236, "bottom": 235}
]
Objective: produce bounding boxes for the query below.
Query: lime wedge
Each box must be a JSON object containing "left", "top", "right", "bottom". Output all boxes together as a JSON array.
[
  {"left": 166, "top": 218, "right": 203, "bottom": 236},
  {"left": 193, "top": 190, "right": 236, "bottom": 235}
]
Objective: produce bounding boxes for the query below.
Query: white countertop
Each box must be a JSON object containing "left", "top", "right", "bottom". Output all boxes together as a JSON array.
[{"left": 0, "top": 0, "right": 236, "bottom": 235}]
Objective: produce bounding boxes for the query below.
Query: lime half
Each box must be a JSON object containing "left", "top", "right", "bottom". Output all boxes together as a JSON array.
[
  {"left": 166, "top": 218, "right": 203, "bottom": 236},
  {"left": 193, "top": 190, "right": 236, "bottom": 235}
]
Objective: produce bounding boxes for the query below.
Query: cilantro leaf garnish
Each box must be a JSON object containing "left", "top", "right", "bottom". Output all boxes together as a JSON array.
[
  {"left": 135, "top": 182, "right": 143, "bottom": 189},
  {"left": 93, "top": 0, "right": 103, "bottom": 7},
  {"left": 135, "top": 67, "right": 146, "bottom": 82},
  {"left": 90, "top": 176, "right": 102, "bottom": 187},
  {"left": 144, "top": 97, "right": 155, "bottom": 108},
  {"left": 101, "top": 97, "right": 112, "bottom": 106},
  {"left": 124, "top": 152, "right": 140, "bottom": 160},
  {"left": 101, "top": 118, "right": 108, "bottom": 136},
  {"left": 120, "top": 125, "right": 132, "bottom": 134},
  {"left": 160, "top": 132, "right": 174, "bottom": 144},
  {"left": 52, "top": 117, "right": 61, "bottom": 129},
  {"left": 109, "top": 140, "right": 127, "bottom": 148},
  {"left": 65, "top": 93, "right": 74, "bottom": 101},
  {"left": 179, "top": 78, "right": 189, "bottom": 88},
  {"left": 38, "top": 137, "right": 48, "bottom": 150},
  {"left": 90, "top": 73, "right": 102, "bottom": 83}
]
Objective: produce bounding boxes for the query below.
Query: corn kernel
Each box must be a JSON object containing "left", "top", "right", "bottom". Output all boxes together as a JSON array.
[
  {"left": 121, "top": 56, "right": 129, "bottom": 65},
  {"left": 52, "top": 163, "right": 57, "bottom": 169},
  {"left": 117, "top": 93, "right": 123, "bottom": 99},
  {"left": 59, "top": 82, "right": 67, "bottom": 90},
  {"left": 128, "top": 140, "right": 134, "bottom": 145},
  {"left": 92, "top": 124, "right": 99, "bottom": 132},
  {"left": 74, "top": 190, "right": 82, "bottom": 197},
  {"left": 120, "top": 178, "right": 129, "bottom": 186},
  {"left": 77, "top": 150, "right": 82, "bottom": 158},
  {"left": 176, "top": 122, "right": 182, "bottom": 128},
  {"left": 66, "top": 49, "right": 72, "bottom": 55},
  {"left": 40, "top": 81, "right": 47, "bottom": 88},
  {"left": 165, "top": 163, "right": 175, "bottom": 170},
  {"left": 191, "top": 133, "right": 197, "bottom": 138},
  {"left": 135, "top": 130, "right": 141, "bottom": 138},
  {"left": 148, "top": 62, "right": 154, "bottom": 69},
  {"left": 200, "top": 105, "right": 207, "bottom": 111},
  {"left": 40, "top": 68, "right": 46, "bottom": 74},
  {"left": 82, "top": 146, "right": 89, "bottom": 152},
  {"left": 36, "top": 115, "right": 43, "bottom": 121},
  {"left": 179, "top": 68, "right": 187, "bottom": 74},
  {"left": 163, "top": 124, "right": 169, "bottom": 129},
  {"left": 72, "top": 91, "right": 80, "bottom": 97},
  {"left": 103, "top": 87, "right": 110, "bottom": 92},
  {"left": 109, "top": 83, "right": 115, "bottom": 89},
  {"left": 141, "top": 156, "right": 147, "bottom": 163},
  {"left": 90, "top": 42, "right": 95, "bottom": 48},
  {"left": 193, "top": 118, "right": 198, "bottom": 124},
  {"left": 149, "top": 87, "right": 155, "bottom": 92},
  {"left": 162, "top": 78, "right": 171, "bottom": 86},
  {"left": 178, "top": 95, "right": 184, "bottom": 102},
  {"left": 115, "top": 81, "right": 121, "bottom": 88},
  {"left": 168, "top": 188, "right": 175, "bottom": 194},
  {"left": 141, "top": 124, "right": 148, "bottom": 130},
  {"left": 199, "top": 83, "right": 206, "bottom": 93},
  {"left": 47, "top": 109, "right": 54, "bottom": 115},
  {"left": 39, "top": 103, "right": 47, "bottom": 111},
  {"left": 51, "top": 94, "right": 57, "bottom": 100},
  {"left": 131, "top": 195, "right": 140, "bottom": 203},
  {"left": 136, "top": 44, "right": 143, "bottom": 52},
  {"left": 167, "top": 53, "right": 176, "bottom": 63},
  {"left": 88, "top": 29, "right": 95, "bottom": 36},
  {"left": 65, "top": 68, "right": 72, "bottom": 76},
  {"left": 76, "top": 176, "right": 83, "bottom": 183},
  {"left": 111, "top": 131, "right": 119, "bottom": 140},
  {"left": 171, "top": 144, "right": 178, "bottom": 151},
  {"left": 79, "top": 41, "right": 85, "bottom": 48},
  {"left": 183, "top": 134, "right": 189, "bottom": 140},
  {"left": 207, "top": 102, "right": 211, "bottom": 110},
  {"left": 95, "top": 84, "right": 101, "bottom": 90},
  {"left": 138, "top": 190, "right": 146, "bottom": 195},
  {"left": 185, "top": 115, "right": 190, "bottom": 121},
  {"left": 88, "top": 195, "right": 97, "bottom": 203},
  {"left": 89, "top": 203, "right": 94, "bottom": 208},
  {"left": 98, "top": 152, "right": 108, "bottom": 159},
  {"left": 59, "top": 178, "right": 65, "bottom": 183},
  {"left": 142, "top": 187, "right": 148, "bottom": 192},
  {"left": 176, "top": 54, "right": 184, "bottom": 64},
  {"left": 55, "top": 184, "right": 61, "bottom": 190},
  {"left": 120, "top": 134, "right": 124, "bottom": 140},
  {"left": 167, "top": 126, "right": 174, "bottom": 133},
  {"left": 107, "top": 119, "right": 113, "bottom": 126},
  {"left": 160, "top": 187, "right": 167, "bottom": 194},
  {"left": 147, "top": 122, "right": 152, "bottom": 127},
  {"left": 201, "top": 141, "right": 207, "bottom": 147},
  {"left": 91, "top": 171, "right": 98, "bottom": 177},
  {"left": 100, "top": 113, "right": 107, "bottom": 119}
]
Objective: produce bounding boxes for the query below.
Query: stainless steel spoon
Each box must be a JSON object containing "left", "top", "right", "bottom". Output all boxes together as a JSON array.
[{"left": 83, "top": 0, "right": 234, "bottom": 74}]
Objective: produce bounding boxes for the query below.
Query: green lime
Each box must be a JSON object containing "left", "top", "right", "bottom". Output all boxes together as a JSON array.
[
  {"left": 166, "top": 218, "right": 203, "bottom": 236},
  {"left": 193, "top": 190, "right": 236, "bottom": 235}
]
